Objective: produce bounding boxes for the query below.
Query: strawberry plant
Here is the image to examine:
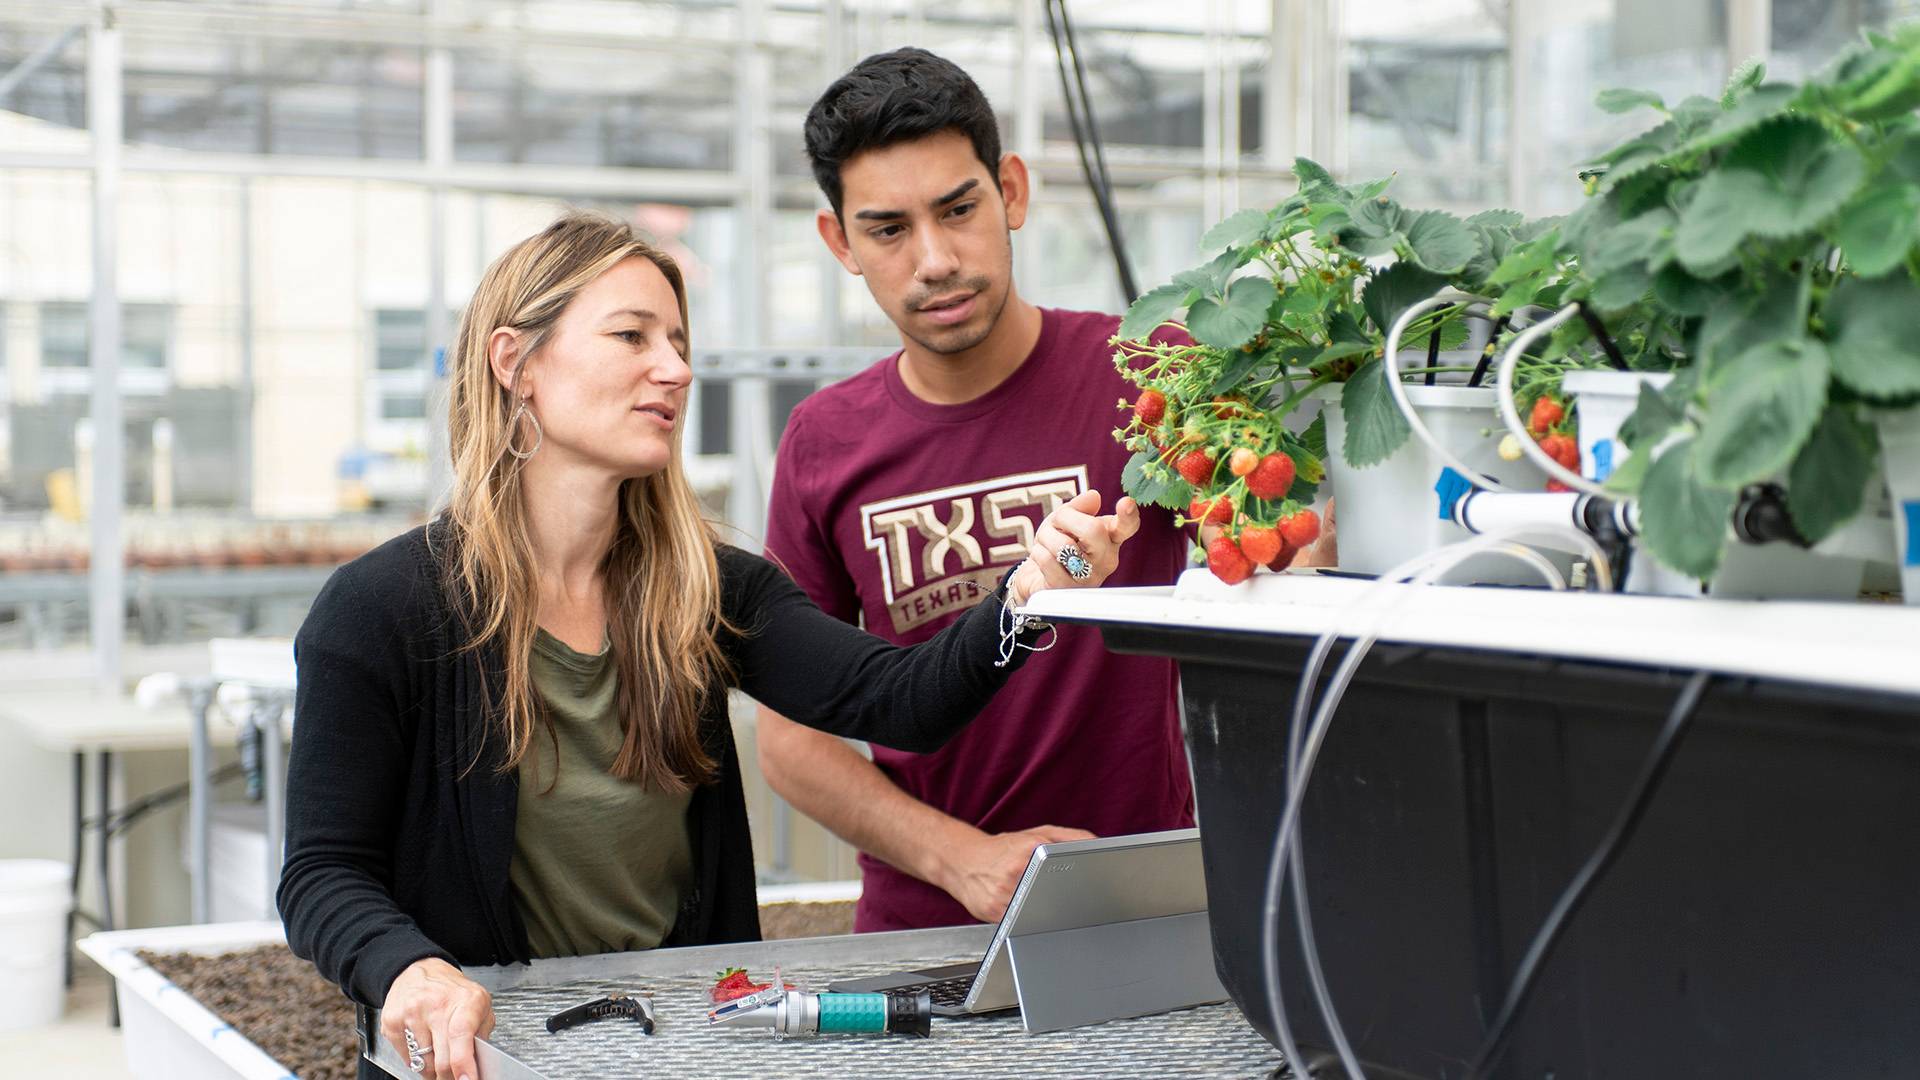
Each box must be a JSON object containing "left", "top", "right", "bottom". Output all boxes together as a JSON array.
[
  {"left": 1110, "top": 158, "right": 1557, "bottom": 581},
  {"left": 1516, "top": 26, "right": 1920, "bottom": 579}
]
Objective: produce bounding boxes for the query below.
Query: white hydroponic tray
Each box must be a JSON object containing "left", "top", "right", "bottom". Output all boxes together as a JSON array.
[{"left": 79, "top": 920, "right": 297, "bottom": 1080}]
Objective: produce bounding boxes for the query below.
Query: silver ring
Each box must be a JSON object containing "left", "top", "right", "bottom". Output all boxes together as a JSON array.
[
  {"left": 404, "top": 1027, "right": 430, "bottom": 1072},
  {"left": 1056, "top": 543, "right": 1093, "bottom": 581}
]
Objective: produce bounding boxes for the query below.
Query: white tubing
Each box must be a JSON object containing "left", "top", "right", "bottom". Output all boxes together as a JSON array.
[
  {"left": 1383, "top": 290, "right": 1517, "bottom": 493},
  {"left": 1494, "top": 303, "right": 1614, "bottom": 497}
]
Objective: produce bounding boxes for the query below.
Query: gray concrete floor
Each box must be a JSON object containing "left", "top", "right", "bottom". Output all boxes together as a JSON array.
[{"left": 0, "top": 963, "right": 131, "bottom": 1078}]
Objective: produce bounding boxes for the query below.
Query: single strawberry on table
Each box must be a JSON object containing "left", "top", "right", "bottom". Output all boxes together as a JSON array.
[{"left": 710, "top": 968, "right": 796, "bottom": 1004}]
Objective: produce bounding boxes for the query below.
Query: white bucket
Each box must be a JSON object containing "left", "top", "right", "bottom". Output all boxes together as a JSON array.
[
  {"left": 1877, "top": 408, "right": 1920, "bottom": 605},
  {"left": 1562, "top": 371, "right": 1867, "bottom": 599},
  {"left": 0, "top": 859, "right": 73, "bottom": 1033},
  {"left": 1322, "top": 384, "right": 1556, "bottom": 585}
]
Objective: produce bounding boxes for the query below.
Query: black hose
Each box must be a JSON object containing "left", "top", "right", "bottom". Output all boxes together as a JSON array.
[{"left": 1466, "top": 671, "right": 1715, "bottom": 1077}]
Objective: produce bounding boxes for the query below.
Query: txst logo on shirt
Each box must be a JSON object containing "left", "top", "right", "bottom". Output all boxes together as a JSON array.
[{"left": 859, "top": 466, "right": 1089, "bottom": 633}]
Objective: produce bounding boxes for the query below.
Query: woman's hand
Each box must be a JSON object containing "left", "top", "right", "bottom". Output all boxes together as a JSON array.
[
  {"left": 1007, "top": 489, "right": 1141, "bottom": 607},
  {"left": 382, "top": 957, "right": 495, "bottom": 1080}
]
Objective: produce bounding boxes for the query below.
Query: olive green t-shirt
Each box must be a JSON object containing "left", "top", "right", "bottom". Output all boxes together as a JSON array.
[{"left": 509, "top": 628, "right": 694, "bottom": 960}]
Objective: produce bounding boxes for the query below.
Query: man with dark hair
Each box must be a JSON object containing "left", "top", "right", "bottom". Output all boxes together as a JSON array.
[{"left": 755, "top": 46, "right": 1194, "bottom": 932}]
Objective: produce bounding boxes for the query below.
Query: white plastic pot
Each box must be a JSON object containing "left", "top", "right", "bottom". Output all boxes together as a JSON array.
[
  {"left": 1322, "top": 385, "right": 1555, "bottom": 585},
  {"left": 1876, "top": 408, "right": 1920, "bottom": 605},
  {"left": 1562, "top": 369, "right": 1673, "bottom": 485},
  {"left": 0, "top": 859, "right": 73, "bottom": 1033}
]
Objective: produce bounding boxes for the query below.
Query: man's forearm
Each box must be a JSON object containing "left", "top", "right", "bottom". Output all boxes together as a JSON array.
[{"left": 754, "top": 705, "right": 975, "bottom": 888}]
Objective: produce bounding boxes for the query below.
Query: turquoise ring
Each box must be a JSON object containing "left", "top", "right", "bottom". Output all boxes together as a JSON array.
[{"left": 1057, "top": 544, "right": 1093, "bottom": 581}]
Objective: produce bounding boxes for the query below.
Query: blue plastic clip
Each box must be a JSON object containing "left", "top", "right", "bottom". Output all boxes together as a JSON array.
[
  {"left": 433, "top": 345, "right": 448, "bottom": 378},
  {"left": 1592, "top": 439, "right": 1614, "bottom": 482},
  {"left": 1434, "top": 467, "right": 1474, "bottom": 521},
  {"left": 1904, "top": 501, "right": 1920, "bottom": 567}
]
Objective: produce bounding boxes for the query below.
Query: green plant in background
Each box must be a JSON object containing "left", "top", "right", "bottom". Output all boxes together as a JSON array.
[
  {"left": 1513, "top": 25, "right": 1920, "bottom": 578},
  {"left": 1109, "top": 158, "right": 1554, "bottom": 581}
]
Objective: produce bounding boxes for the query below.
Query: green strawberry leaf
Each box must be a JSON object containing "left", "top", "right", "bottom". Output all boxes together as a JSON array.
[
  {"left": 1173, "top": 249, "right": 1244, "bottom": 298},
  {"left": 1720, "top": 59, "right": 1766, "bottom": 108},
  {"left": 1601, "top": 440, "right": 1654, "bottom": 495},
  {"left": 1360, "top": 261, "right": 1449, "bottom": 338},
  {"left": 1122, "top": 450, "right": 1193, "bottom": 511},
  {"left": 1300, "top": 409, "right": 1329, "bottom": 460},
  {"left": 1312, "top": 340, "right": 1378, "bottom": 367},
  {"left": 1201, "top": 208, "right": 1273, "bottom": 254},
  {"left": 1339, "top": 357, "right": 1412, "bottom": 468},
  {"left": 1596, "top": 87, "right": 1667, "bottom": 114},
  {"left": 1117, "top": 283, "right": 1194, "bottom": 341},
  {"left": 1186, "top": 276, "right": 1278, "bottom": 350},
  {"left": 1650, "top": 264, "right": 1733, "bottom": 318},
  {"left": 1830, "top": 180, "right": 1920, "bottom": 278},
  {"left": 1693, "top": 338, "right": 1831, "bottom": 488},
  {"left": 1205, "top": 349, "right": 1269, "bottom": 397},
  {"left": 1402, "top": 209, "right": 1481, "bottom": 274},
  {"left": 1823, "top": 274, "right": 1920, "bottom": 399},
  {"left": 1639, "top": 438, "right": 1734, "bottom": 579},
  {"left": 1349, "top": 196, "right": 1403, "bottom": 238},
  {"left": 1326, "top": 308, "right": 1370, "bottom": 345},
  {"left": 1673, "top": 117, "right": 1867, "bottom": 272},
  {"left": 1617, "top": 378, "right": 1688, "bottom": 451},
  {"left": 1694, "top": 267, "right": 1808, "bottom": 374},
  {"left": 1467, "top": 209, "right": 1525, "bottom": 229},
  {"left": 1294, "top": 157, "right": 1336, "bottom": 190},
  {"left": 1785, "top": 405, "right": 1881, "bottom": 543}
]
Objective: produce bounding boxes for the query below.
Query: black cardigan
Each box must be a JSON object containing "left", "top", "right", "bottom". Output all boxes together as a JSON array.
[{"left": 278, "top": 524, "right": 1033, "bottom": 1027}]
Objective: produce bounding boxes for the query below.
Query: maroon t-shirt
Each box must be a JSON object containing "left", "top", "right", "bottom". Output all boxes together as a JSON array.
[{"left": 762, "top": 307, "right": 1194, "bottom": 932}]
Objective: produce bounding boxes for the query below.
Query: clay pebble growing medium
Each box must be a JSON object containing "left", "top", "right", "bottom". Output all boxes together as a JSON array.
[
  {"left": 137, "top": 944, "right": 359, "bottom": 1080},
  {"left": 130, "top": 902, "right": 860, "bottom": 1077}
]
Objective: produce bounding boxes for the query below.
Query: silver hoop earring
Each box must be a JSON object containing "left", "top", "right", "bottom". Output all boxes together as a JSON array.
[{"left": 507, "top": 401, "right": 542, "bottom": 460}]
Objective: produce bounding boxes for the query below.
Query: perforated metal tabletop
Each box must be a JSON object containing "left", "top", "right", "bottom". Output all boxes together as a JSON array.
[{"left": 365, "top": 926, "right": 1286, "bottom": 1079}]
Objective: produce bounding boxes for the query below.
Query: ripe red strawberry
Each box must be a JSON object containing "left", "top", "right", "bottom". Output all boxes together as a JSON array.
[
  {"left": 1539, "top": 433, "right": 1580, "bottom": 471},
  {"left": 712, "top": 967, "right": 756, "bottom": 1003},
  {"left": 1188, "top": 494, "right": 1234, "bottom": 526},
  {"left": 1134, "top": 389, "right": 1166, "bottom": 428},
  {"left": 1279, "top": 508, "right": 1321, "bottom": 548},
  {"left": 711, "top": 968, "right": 793, "bottom": 1003},
  {"left": 1176, "top": 449, "right": 1217, "bottom": 486},
  {"left": 1266, "top": 540, "right": 1300, "bottom": 572},
  {"left": 1212, "top": 396, "right": 1247, "bottom": 420},
  {"left": 1546, "top": 478, "right": 1572, "bottom": 493},
  {"left": 1238, "top": 525, "right": 1283, "bottom": 566},
  {"left": 1529, "top": 396, "right": 1566, "bottom": 436},
  {"left": 1228, "top": 447, "right": 1259, "bottom": 477},
  {"left": 1245, "top": 453, "right": 1297, "bottom": 501},
  {"left": 1207, "top": 536, "right": 1254, "bottom": 585}
]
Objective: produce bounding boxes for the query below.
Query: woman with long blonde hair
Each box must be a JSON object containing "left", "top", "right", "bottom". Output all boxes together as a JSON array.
[{"left": 279, "top": 211, "right": 1140, "bottom": 1080}]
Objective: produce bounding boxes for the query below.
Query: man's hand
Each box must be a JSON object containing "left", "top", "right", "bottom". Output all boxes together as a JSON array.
[
  {"left": 936, "top": 825, "right": 1098, "bottom": 923},
  {"left": 381, "top": 957, "right": 494, "bottom": 1080}
]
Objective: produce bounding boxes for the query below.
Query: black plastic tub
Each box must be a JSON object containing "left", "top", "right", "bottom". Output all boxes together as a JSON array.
[{"left": 1093, "top": 621, "right": 1920, "bottom": 1080}]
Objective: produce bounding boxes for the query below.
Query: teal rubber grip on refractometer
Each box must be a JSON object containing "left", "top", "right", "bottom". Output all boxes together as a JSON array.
[{"left": 816, "top": 993, "right": 889, "bottom": 1033}]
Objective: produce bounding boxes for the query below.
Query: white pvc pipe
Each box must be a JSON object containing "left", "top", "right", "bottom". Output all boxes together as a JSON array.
[
  {"left": 1382, "top": 289, "right": 1514, "bottom": 491},
  {"left": 1494, "top": 303, "right": 1614, "bottom": 497}
]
